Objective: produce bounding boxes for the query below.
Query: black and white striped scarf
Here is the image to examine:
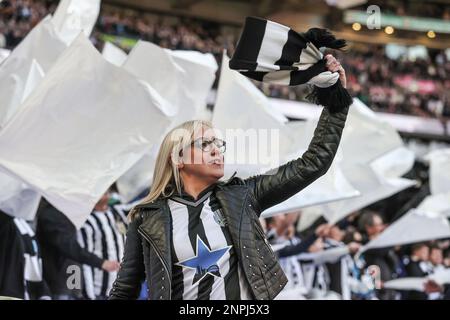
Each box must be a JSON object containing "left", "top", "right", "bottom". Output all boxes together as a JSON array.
[{"left": 229, "top": 16, "right": 352, "bottom": 112}]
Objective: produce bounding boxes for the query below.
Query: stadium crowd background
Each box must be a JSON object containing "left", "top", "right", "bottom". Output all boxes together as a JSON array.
[
  {"left": 1, "top": 0, "right": 450, "bottom": 301},
  {"left": 1, "top": 0, "right": 450, "bottom": 119}
]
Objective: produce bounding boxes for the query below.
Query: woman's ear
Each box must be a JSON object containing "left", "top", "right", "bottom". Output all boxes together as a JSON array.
[{"left": 170, "top": 152, "right": 184, "bottom": 169}]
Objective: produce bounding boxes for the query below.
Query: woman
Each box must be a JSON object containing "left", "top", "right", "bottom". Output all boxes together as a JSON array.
[{"left": 109, "top": 55, "right": 349, "bottom": 300}]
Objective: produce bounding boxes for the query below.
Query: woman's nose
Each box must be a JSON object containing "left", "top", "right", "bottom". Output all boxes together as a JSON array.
[{"left": 210, "top": 144, "right": 219, "bottom": 156}]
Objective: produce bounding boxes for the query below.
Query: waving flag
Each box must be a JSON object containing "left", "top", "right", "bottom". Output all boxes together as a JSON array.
[
  {"left": 417, "top": 192, "right": 450, "bottom": 217},
  {"left": 318, "top": 148, "right": 416, "bottom": 225},
  {"left": 359, "top": 209, "right": 450, "bottom": 254},
  {"left": 426, "top": 148, "right": 450, "bottom": 195},
  {"left": 0, "top": 0, "right": 102, "bottom": 220},
  {"left": 51, "top": 0, "right": 101, "bottom": 45},
  {"left": 0, "top": 174, "right": 41, "bottom": 221},
  {"left": 0, "top": 48, "right": 10, "bottom": 65},
  {"left": 0, "top": 59, "right": 45, "bottom": 220},
  {"left": 384, "top": 269, "right": 450, "bottom": 291},
  {"left": 116, "top": 41, "right": 217, "bottom": 202},
  {"left": 1, "top": 0, "right": 101, "bottom": 128},
  {"left": 0, "top": 16, "right": 66, "bottom": 128},
  {"left": 102, "top": 42, "right": 127, "bottom": 67},
  {"left": 302, "top": 99, "right": 415, "bottom": 225},
  {"left": 0, "top": 35, "right": 173, "bottom": 228}
]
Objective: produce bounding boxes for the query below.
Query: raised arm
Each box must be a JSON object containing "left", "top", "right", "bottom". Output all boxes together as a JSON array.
[{"left": 245, "top": 55, "right": 349, "bottom": 212}]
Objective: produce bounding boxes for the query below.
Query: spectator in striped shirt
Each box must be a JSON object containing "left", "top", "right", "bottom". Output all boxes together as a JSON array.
[
  {"left": 0, "top": 210, "right": 51, "bottom": 300},
  {"left": 77, "top": 191, "right": 129, "bottom": 300}
]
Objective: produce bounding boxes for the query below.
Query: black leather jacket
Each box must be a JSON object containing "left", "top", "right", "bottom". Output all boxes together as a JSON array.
[{"left": 109, "top": 105, "right": 349, "bottom": 300}]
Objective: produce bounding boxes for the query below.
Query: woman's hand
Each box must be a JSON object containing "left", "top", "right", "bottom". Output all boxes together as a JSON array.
[{"left": 325, "top": 54, "right": 346, "bottom": 89}]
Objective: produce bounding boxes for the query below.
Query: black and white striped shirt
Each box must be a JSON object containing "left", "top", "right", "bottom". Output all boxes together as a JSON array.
[
  {"left": 169, "top": 187, "right": 252, "bottom": 300},
  {"left": 13, "top": 218, "right": 51, "bottom": 300},
  {"left": 77, "top": 204, "right": 130, "bottom": 299}
]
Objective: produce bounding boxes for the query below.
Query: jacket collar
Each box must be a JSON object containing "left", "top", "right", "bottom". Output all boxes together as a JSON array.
[
  {"left": 170, "top": 189, "right": 213, "bottom": 207},
  {"left": 170, "top": 182, "right": 217, "bottom": 206},
  {"left": 219, "top": 171, "right": 238, "bottom": 186}
]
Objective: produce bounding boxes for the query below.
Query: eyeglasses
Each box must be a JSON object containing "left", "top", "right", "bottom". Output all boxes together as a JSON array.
[{"left": 191, "top": 137, "right": 226, "bottom": 153}]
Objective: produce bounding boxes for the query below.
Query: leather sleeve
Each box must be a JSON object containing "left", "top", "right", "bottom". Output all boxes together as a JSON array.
[
  {"left": 245, "top": 105, "right": 349, "bottom": 213},
  {"left": 109, "top": 213, "right": 145, "bottom": 300}
]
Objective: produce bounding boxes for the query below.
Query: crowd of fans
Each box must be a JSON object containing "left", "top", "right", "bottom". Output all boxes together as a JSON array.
[
  {"left": 2, "top": 182, "right": 450, "bottom": 300},
  {"left": 267, "top": 210, "right": 450, "bottom": 300},
  {"left": 95, "top": 6, "right": 235, "bottom": 57},
  {"left": 0, "top": 0, "right": 51, "bottom": 48},
  {"left": 337, "top": 46, "right": 450, "bottom": 118},
  {"left": 1, "top": 0, "right": 450, "bottom": 119}
]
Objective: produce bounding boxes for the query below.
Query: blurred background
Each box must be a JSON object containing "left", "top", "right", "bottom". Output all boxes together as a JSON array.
[{"left": 2, "top": 0, "right": 450, "bottom": 123}]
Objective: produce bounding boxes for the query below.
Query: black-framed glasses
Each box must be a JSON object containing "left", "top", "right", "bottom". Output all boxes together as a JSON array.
[{"left": 191, "top": 137, "right": 226, "bottom": 153}]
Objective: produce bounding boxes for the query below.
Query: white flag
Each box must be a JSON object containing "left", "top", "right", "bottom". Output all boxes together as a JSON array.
[
  {"left": 383, "top": 278, "right": 426, "bottom": 291},
  {"left": 102, "top": 42, "right": 127, "bottom": 67},
  {"left": 318, "top": 150, "right": 416, "bottom": 225},
  {"left": 52, "top": 0, "right": 101, "bottom": 45},
  {"left": 417, "top": 191, "right": 450, "bottom": 217},
  {"left": 338, "top": 98, "right": 404, "bottom": 164},
  {"left": 360, "top": 209, "right": 450, "bottom": 253},
  {"left": 0, "top": 48, "right": 10, "bottom": 65},
  {"left": 116, "top": 144, "right": 159, "bottom": 203},
  {"left": 1, "top": 2, "right": 102, "bottom": 128},
  {"left": 302, "top": 99, "right": 415, "bottom": 225},
  {"left": 0, "top": 172, "right": 41, "bottom": 221},
  {"left": 168, "top": 49, "right": 218, "bottom": 114},
  {"left": 426, "top": 148, "right": 450, "bottom": 195},
  {"left": 384, "top": 269, "right": 450, "bottom": 291},
  {"left": 0, "top": 35, "right": 173, "bottom": 228},
  {"left": 0, "top": 16, "right": 66, "bottom": 128},
  {"left": 0, "top": 59, "right": 45, "bottom": 220},
  {"left": 116, "top": 41, "right": 217, "bottom": 202},
  {"left": 123, "top": 40, "right": 216, "bottom": 124},
  {"left": 263, "top": 162, "right": 361, "bottom": 218}
]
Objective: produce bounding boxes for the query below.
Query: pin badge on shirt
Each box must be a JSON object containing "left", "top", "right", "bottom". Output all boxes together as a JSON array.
[{"left": 213, "top": 209, "right": 227, "bottom": 227}]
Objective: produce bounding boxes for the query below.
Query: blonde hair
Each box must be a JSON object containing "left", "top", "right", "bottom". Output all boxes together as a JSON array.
[{"left": 130, "top": 119, "right": 213, "bottom": 220}]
